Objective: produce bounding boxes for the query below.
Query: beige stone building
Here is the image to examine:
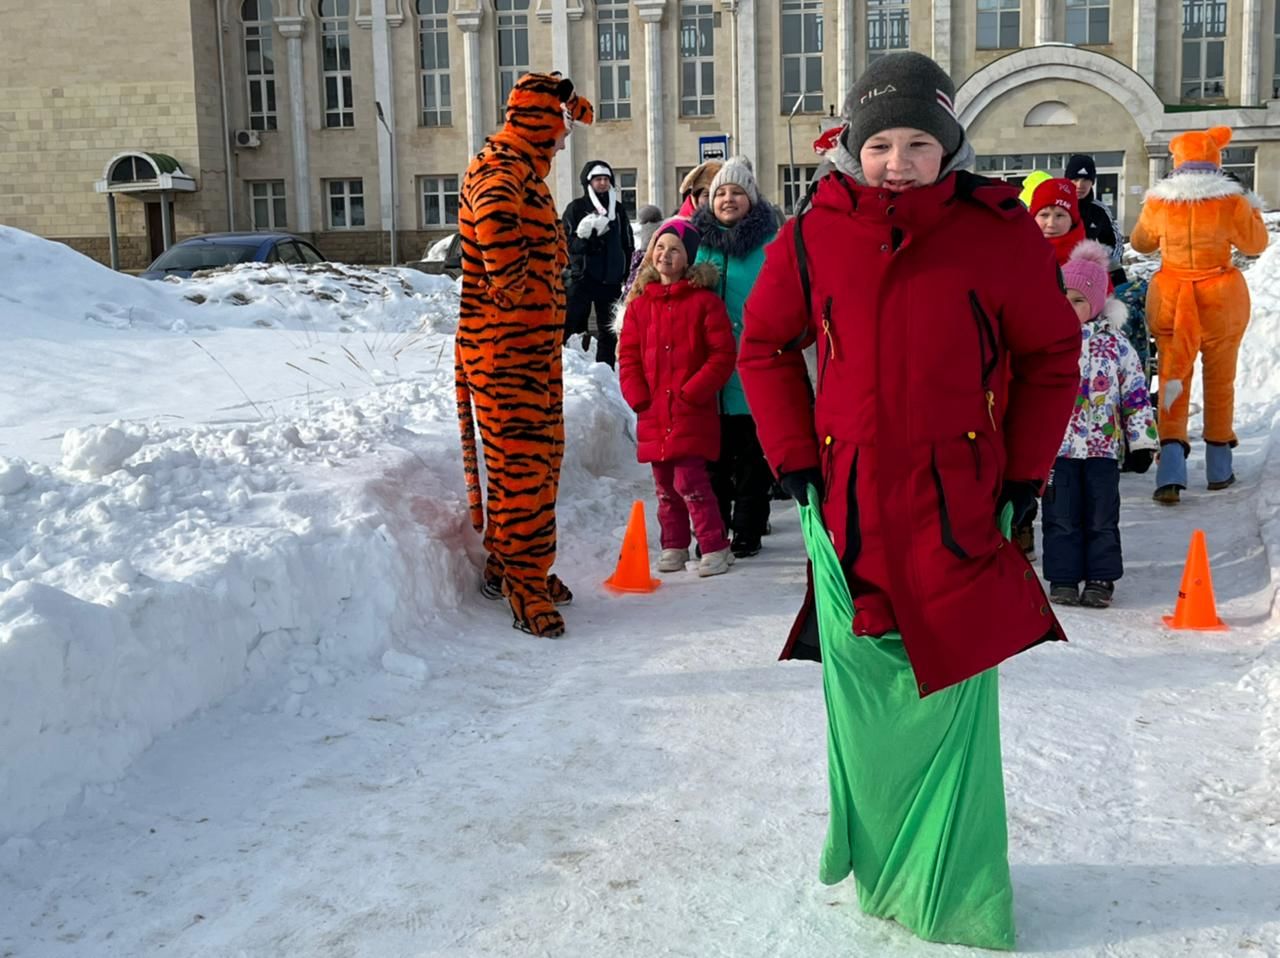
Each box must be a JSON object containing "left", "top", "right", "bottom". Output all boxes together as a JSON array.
[{"left": 2, "top": 0, "right": 1278, "bottom": 270}]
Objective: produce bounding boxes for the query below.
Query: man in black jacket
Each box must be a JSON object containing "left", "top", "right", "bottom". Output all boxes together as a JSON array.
[
  {"left": 1064, "top": 153, "right": 1127, "bottom": 286},
  {"left": 562, "top": 160, "right": 634, "bottom": 368}
]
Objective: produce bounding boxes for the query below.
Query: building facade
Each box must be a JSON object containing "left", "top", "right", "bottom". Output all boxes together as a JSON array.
[{"left": 2, "top": 0, "right": 1278, "bottom": 270}]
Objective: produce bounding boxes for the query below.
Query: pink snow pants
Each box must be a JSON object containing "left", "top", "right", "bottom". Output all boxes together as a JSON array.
[{"left": 652, "top": 458, "right": 730, "bottom": 554}]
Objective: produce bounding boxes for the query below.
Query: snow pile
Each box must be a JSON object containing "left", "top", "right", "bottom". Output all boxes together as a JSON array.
[{"left": 0, "top": 225, "right": 640, "bottom": 839}]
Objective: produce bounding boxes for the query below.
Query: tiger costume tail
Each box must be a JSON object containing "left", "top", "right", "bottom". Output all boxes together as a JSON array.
[{"left": 455, "top": 359, "right": 484, "bottom": 533}]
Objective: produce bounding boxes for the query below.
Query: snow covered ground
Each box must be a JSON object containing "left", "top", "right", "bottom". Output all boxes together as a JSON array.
[{"left": 2, "top": 224, "right": 1279, "bottom": 956}]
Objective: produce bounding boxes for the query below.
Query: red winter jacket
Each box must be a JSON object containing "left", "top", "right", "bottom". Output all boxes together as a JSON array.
[
  {"left": 739, "top": 170, "right": 1082, "bottom": 696},
  {"left": 616, "top": 262, "right": 736, "bottom": 463}
]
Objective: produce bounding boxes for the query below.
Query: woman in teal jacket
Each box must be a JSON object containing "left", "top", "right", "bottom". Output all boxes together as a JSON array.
[{"left": 692, "top": 156, "right": 781, "bottom": 557}]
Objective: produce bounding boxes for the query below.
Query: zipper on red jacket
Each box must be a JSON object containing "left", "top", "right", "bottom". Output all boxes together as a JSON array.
[
  {"left": 818, "top": 297, "right": 835, "bottom": 390},
  {"left": 968, "top": 290, "right": 1000, "bottom": 431}
]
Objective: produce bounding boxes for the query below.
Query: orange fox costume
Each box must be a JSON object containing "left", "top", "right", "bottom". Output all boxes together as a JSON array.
[
  {"left": 455, "top": 73, "right": 594, "bottom": 637},
  {"left": 1130, "top": 126, "right": 1268, "bottom": 499}
]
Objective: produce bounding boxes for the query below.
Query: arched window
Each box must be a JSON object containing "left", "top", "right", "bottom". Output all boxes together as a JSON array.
[
  {"left": 242, "top": 0, "right": 277, "bottom": 131},
  {"left": 1024, "top": 101, "right": 1078, "bottom": 126},
  {"left": 319, "top": 0, "right": 354, "bottom": 127},
  {"left": 495, "top": 0, "right": 530, "bottom": 121},
  {"left": 417, "top": 0, "right": 451, "bottom": 126}
]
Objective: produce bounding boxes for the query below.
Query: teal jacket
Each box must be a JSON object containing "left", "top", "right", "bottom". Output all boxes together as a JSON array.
[{"left": 692, "top": 202, "right": 779, "bottom": 415}]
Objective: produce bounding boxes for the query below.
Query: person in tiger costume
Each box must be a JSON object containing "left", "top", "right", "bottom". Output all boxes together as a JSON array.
[{"left": 455, "top": 72, "right": 593, "bottom": 639}]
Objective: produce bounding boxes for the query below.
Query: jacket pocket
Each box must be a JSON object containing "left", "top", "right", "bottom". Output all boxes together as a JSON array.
[{"left": 931, "top": 435, "right": 1002, "bottom": 560}]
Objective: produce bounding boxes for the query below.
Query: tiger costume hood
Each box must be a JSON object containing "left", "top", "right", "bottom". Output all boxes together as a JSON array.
[{"left": 488, "top": 72, "right": 595, "bottom": 178}]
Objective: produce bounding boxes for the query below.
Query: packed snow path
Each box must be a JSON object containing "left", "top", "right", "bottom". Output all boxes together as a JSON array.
[{"left": 4, "top": 428, "right": 1279, "bottom": 957}]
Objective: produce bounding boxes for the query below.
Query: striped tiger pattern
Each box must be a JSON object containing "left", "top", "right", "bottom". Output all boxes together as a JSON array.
[{"left": 455, "top": 72, "right": 593, "bottom": 638}]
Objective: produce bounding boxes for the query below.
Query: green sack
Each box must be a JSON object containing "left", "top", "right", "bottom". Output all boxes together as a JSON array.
[{"left": 798, "top": 493, "right": 1016, "bottom": 951}]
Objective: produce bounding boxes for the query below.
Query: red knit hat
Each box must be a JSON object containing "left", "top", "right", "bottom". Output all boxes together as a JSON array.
[{"left": 1028, "top": 177, "right": 1080, "bottom": 225}]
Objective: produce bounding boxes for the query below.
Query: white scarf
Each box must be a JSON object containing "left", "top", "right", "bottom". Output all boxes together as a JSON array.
[{"left": 589, "top": 186, "right": 618, "bottom": 222}]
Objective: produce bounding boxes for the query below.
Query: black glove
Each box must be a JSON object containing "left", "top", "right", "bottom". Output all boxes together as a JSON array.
[
  {"left": 1123, "top": 448, "right": 1154, "bottom": 474},
  {"left": 779, "top": 468, "right": 824, "bottom": 507},
  {"left": 997, "top": 479, "right": 1039, "bottom": 528}
]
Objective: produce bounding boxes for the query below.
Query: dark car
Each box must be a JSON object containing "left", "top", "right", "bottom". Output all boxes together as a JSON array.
[{"left": 139, "top": 232, "right": 326, "bottom": 279}]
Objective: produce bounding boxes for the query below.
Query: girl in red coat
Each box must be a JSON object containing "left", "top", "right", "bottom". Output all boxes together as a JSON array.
[
  {"left": 1029, "top": 177, "right": 1087, "bottom": 265},
  {"left": 615, "top": 221, "right": 739, "bottom": 577}
]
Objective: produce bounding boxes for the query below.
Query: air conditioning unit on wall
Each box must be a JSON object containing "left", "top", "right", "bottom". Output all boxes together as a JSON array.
[{"left": 233, "top": 129, "right": 261, "bottom": 149}]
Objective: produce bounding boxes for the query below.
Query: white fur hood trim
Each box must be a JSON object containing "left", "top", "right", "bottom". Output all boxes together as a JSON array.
[
  {"left": 1146, "top": 172, "right": 1248, "bottom": 204},
  {"left": 1089, "top": 297, "right": 1128, "bottom": 334}
]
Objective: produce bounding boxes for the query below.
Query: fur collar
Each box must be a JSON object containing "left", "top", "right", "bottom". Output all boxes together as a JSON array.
[
  {"left": 1147, "top": 171, "right": 1263, "bottom": 208},
  {"left": 691, "top": 200, "right": 779, "bottom": 258},
  {"left": 612, "top": 261, "right": 721, "bottom": 333},
  {"left": 1086, "top": 297, "right": 1128, "bottom": 335}
]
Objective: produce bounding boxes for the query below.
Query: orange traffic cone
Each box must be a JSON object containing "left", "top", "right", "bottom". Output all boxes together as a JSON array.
[
  {"left": 604, "top": 500, "right": 661, "bottom": 594},
  {"left": 1162, "top": 529, "right": 1228, "bottom": 631}
]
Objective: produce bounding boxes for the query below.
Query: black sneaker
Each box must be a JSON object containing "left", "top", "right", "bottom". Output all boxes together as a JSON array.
[
  {"left": 731, "top": 535, "right": 762, "bottom": 558},
  {"left": 1049, "top": 583, "right": 1081, "bottom": 606},
  {"left": 1080, "top": 581, "right": 1115, "bottom": 608}
]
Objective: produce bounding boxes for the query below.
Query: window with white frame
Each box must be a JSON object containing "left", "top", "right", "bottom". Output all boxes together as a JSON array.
[
  {"left": 597, "top": 0, "right": 631, "bottom": 121},
  {"left": 615, "top": 168, "right": 638, "bottom": 219},
  {"left": 1221, "top": 146, "right": 1257, "bottom": 191},
  {"left": 977, "top": 151, "right": 1125, "bottom": 218},
  {"left": 242, "top": 0, "right": 277, "bottom": 130},
  {"left": 1181, "top": 0, "right": 1227, "bottom": 101},
  {"left": 249, "top": 180, "right": 287, "bottom": 229},
  {"left": 420, "top": 175, "right": 459, "bottom": 227},
  {"left": 780, "top": 164, "right": 819, "bottom": 215},
  {"left": 679, "top": 2, "right": 715, "bottom": 117},
  {"left": 417, "top": 0, "right": 451, "bottom": 126},
  {"left": 1065, "top": 0, "right": 1109, "bottom": 45},
  {"left": 326, "top": 178, "right": 365, "bottom": 228},
  {"left": 977, "top": 0, "right": 1020, "bottom": 50},
  {"left": 1273, "top": 2, "right": 1280, "bottom": 99},
  {"left": 319, "top": 0, "right": 354, "bottom": 127},
  {"left": 867, "top": 0, "right": 909, "bottom": 63},
  {"left": 496, "top": 0, "right": 530, "bottom": 122},
  {"left": 781, "top": 0, "right": 824, "bottom": 114}
]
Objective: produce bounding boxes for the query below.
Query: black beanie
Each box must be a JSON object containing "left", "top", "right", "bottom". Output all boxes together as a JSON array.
[
  {"left": 842, "top": 52, "right": 962, "bottom": 158},
  {"left": 1064, "top": 154, "right": 1097, "bottom": 181}
]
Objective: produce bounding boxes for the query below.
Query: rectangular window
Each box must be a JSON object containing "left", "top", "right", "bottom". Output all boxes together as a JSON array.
[
  {"left": 867, "top": 0, "right": 910, "bottom": 62},
  {"left": 1221, "top": 146, "right": 1256, "bottom": 191},
  {"left": 1272, "top": 2, "right": 1280, "bottom": 99},
  {"left": 418, "top": 0, "right": 451, "bottom": 126},
  {"left": 1065, "top": 0, "right": 1109, "bottom": 45},
  {"left": 615, "top": 168, "right": 638, "bottom": 219},
  {"left": 1181, "top": 0, "right": 1227, "bottom": 101},
  {"left": 780, "top": 164, "right": 819, "bottom": 215},
  {"left": 977, "top": 0, "right": 1020, "bottom": 50},
  {"left": 243, "top": 0, "right": 278, "bottom": 131},
  {"left": 679, "top": 2, "right": 716, "bottom": 117},
  {"left": 249, "top": 180, "right": 287, "bottom": 230},
  {"left": 496, "top": 0, "right": 531, "bottom": 122},
  {"left": 597, "top": 0, "right": 632, "bottom": 121},
  {"left": 781, "top": 0, "right": 824, "bottom": 114},
  {"left": 320, "top": 0, "right": 354, "bottom": 127},
  {"left": 977, "top": 151, "right": 1125, "bottom": 218},
  {"left": 420, "top": 175, "right": 460, "bottom": 227},
  {"left": 326, "top": 178, "right": 365, "bottom": 229}
]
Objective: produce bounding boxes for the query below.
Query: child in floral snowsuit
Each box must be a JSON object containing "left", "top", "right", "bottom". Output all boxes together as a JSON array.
[{"left": 1043, "top": 241, "right": 1159, "bottom": 608}]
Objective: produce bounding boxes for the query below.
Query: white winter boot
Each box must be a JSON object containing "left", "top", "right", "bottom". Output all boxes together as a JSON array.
[
  {"left": 697, "top": 547, "right": 735, "bottom": 577},
  {"left": 658, "top": 548, "right": 690, "bottom": 573}
]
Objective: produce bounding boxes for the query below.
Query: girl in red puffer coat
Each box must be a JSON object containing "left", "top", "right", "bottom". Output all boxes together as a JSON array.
[{"left": 615, "top": 220, "right": 738, "bottom": 577}]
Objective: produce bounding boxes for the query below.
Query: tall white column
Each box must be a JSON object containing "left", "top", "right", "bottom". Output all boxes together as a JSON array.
[
  {"left": 277, "top": 16, "right": 312, "bottom": 232},
  {"left": 371, "top": 0, "right": 396, "bottom": 256},
  {"left": 932, "top": 2, "right": 952, "bottom": 77},
  {"left": 636, "top": 0, "right": 667, "bottom": 206},
  {"left": 1132, "top": 0, "right": 1157, "bottom": 87},
  {"left": 1241, "top": 0, "right": 1263, "bottom": 105},
  {"left": 1035, "top": 0, "right": 1054, "bottom": 44},
  {"left": 455, "top": 9, "right": 486, "bottom": 156},
  {"left": 837, "top": 0, "right": 855, "bottom": 101},
  {"left": 735, "top": 0, "right": 757, "bottom": 164},
  {"left": 551, "top": 0, "right": 575, "bottom": 206}
]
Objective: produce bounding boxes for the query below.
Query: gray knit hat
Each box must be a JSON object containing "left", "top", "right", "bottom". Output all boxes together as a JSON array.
[
  {"left": 708, "top": 156, "right": 759, "bottom": 206},
  {"left": 842, "top": 52, "right": 963, "bottom": 159}
]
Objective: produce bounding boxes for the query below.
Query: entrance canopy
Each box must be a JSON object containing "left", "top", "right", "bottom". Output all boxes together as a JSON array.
[{"left": 93, "top": 151, "right": 197, "bottom": 195}]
